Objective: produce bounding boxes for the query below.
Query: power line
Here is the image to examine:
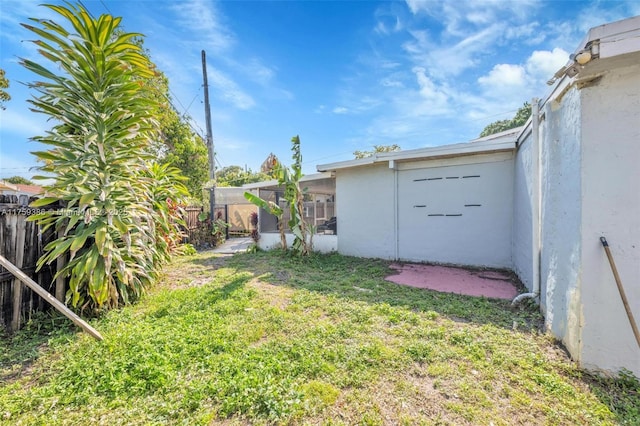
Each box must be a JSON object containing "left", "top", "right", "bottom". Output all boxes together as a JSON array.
[
  {"left": 98, "top": 0, "right": 113, "bottom": 15},
  {"left": 77, "top": 0, "right": 95, "bottom": 18}
]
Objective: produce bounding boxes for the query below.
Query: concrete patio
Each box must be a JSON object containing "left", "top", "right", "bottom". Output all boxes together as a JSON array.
[{"left": 386, "top": 263, "right": 519, "bottom": 300}]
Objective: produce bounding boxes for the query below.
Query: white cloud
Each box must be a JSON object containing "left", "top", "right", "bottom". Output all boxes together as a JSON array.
[
  {"left": 412, "top": 67, "right": 449, "bottom": 109},
  {"left": 405, "top": 0, "right": 540, "bottom": 37},
  {"left": 403, "top": 24, "right": 506, "bottom": 78},
  {"left": 0, "top": 108, "right": 48, "bottom": 137},
  {"left": 332, "top": 106, "right": 348, "bottom": 114},
  {"left": 208, "top": 68, "right": 255, "bottom": 110},
  {"left": 171, "top": 0, "right": 234, "bottom": 52},
  {"left": 374, "top": 11, "right": 403, "bottom": 35},
  {"left": 478, "top": 63, "right": 527, "bottom": 90},
  {"left": 525, "top": 47, "right": 569, "bottom": 81},
  {"left": 380, "top": 77, "right": 404, "bottom": 88},
  {"left": 247, "top": 59, "right": 275, "bottom": 85}
]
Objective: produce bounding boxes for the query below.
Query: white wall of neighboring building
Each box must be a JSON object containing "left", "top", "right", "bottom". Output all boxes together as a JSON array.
[
  {"left": 335, "top": 163, "right": 396, "bottom": 259},
  {"left": 578, "top": 62, "right": 640, "bottom": 375},
  {"left": 258, "top": 233, "right": 337, "bottom": 253}
]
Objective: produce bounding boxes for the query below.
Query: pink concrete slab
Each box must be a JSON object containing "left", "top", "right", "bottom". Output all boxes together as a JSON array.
[{"left": 386, "top": 263, "right": 518, "bottom": 300}]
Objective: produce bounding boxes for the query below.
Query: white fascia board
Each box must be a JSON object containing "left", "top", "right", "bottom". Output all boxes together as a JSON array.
[
  {"left": 317, "top": 139, "right": 516, "bottom": 172},
  {"left": 376, "top": 139, "right": 516, "bottom": 162},
  {"left": 584, "top": 15, "right": 640, "bottom": 59},
  {"left": 316, "top": 156, "right": 375, "bottom": 172},
  {"left": 242, "top": 179, "right": 279, "bottom": 190},
  {"left": 300, "top": 172, "right": 333, "bottom": 182},
  {"left": 242, "top": 172, "right": 334, "bottom": 190}
]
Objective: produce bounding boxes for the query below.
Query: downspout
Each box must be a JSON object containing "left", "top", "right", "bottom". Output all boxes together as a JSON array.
[
  {"left": 390, "top": 160, "right": 399, "bottom": 260},
  {"left": 512, "top": 98, "right": 542, "bottom": 305}
]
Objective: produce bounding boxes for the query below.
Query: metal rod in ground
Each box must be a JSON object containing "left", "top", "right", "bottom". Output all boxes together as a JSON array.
[
  {"left": 600, "top": 237, "right": 640, "bottom": 348},
  {"left": 0, "top": 254, "right": 103, "bottom": 341}
]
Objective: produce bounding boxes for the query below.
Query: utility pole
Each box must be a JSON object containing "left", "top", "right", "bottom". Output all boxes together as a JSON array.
[{"left": 201, "top": 50, "right": 216, "bottom": 219}]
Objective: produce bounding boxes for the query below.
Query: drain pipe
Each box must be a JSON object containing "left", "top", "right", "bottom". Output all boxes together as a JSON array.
[{"left": 513, "top": 98, "right": 542, "bottom": 306}]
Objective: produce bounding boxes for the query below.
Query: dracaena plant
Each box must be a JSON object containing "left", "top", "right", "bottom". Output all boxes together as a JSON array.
[{"left": 22, "top": 3, "right": 183, "bottom": 311}]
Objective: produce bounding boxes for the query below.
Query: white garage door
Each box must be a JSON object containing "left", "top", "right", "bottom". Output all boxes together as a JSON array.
[{"left": 397, "top": 158, "right": 513, "bottom": 267}]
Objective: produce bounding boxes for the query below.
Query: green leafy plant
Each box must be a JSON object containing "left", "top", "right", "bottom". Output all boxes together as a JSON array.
[
  {"left": 22, "top": 3, "right": 184, "bottom": 311},
  {"left": 212, "top": 211, "right": 229, "bottom": 246},
  {"left": 243, "top": 136, "right": 310, "bottom": 256},
  {"left": 278, "top": 135, "right": 309, "bottom": 256},
  {"left": 179, "top": 243, "right": 197, "bottom": 256}
]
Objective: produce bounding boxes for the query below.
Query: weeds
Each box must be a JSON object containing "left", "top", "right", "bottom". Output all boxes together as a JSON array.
[{"left": 0, "top": 250, "right": 637, "bottom": 425}]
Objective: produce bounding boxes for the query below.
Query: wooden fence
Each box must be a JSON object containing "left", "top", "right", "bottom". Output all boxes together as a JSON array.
[
  {"left": 0, "top": 208, "right": 57, "bottom": 333},
  {"left": 183, "top": 205, "right": 203, "bottom": 237},
  {"left": 0, "top": 204, "right": 255, "bottom": 333}
]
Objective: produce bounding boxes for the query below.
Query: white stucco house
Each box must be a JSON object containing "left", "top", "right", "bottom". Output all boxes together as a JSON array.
[{"left": 246, "top": 16, "right": 640, "bottom": 377}]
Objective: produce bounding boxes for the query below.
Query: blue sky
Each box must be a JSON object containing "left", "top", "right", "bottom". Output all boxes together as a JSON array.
[{"left": 1, "top": 0, "right": 639, "bottom": 179}]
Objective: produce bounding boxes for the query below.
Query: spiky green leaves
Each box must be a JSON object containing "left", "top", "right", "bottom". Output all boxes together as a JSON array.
[{"left": 23, "top": 3, "right": 187, "bottom": 312}]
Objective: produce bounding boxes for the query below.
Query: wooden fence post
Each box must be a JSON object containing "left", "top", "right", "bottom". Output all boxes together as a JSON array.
[
  {"left": 10, "top": 214, "right": 26, "bottom": 332},
  {"left": 55, "top": 229, "right": 66, "bottom": 302}
]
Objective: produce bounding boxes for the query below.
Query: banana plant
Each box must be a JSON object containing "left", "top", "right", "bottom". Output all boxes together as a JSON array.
[
  {"left": 279, "top": 136, "right": 309, "bottom": 255},
  {"left": 244, "top": 135, "right": 310, "bottom": 255}
]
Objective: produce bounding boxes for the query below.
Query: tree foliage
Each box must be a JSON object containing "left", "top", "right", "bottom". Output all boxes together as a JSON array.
[
  {"left": 126, "top": 39, "right": 208, "bottom": 201},
  {"left": 353, "top": 144, "right": 401, "bottom": 159},
  {"left": 3, "top": 176, "right": 34, "bottom": 185},
  {"left": 479, "top": 102, "right": 532, "bottom": 138},
  {"left": 158, "top": 111, "right": 208, "bottom": 199},
  {"left": 217, "top": 165, "right": 270, "bottom": 187},
  {"left": 23, "top": 3, "right": 187, "bottom": 312},
  {"left": 0, "top": 68, "right": 10, "bottom": 109}
]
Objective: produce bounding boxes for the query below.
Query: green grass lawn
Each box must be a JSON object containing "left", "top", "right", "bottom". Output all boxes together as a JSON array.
[{"left": 1, "top": 250, "right": 638, "bottom": 425}]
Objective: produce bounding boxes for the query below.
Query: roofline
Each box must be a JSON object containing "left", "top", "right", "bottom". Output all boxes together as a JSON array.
[
  {"left": 242, "top": 172, "right": 334, "bottom": 190},
  {"left": 541, "top": 15, "right": 640, "bottom": 106},
  {"left": 0, "top": 181, "right": 19, "bottom": 191},
  {"left": 317, "top": 137, "right": 517, "bottom": 172}
]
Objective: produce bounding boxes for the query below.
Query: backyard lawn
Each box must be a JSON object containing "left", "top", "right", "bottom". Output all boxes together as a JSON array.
[{"left": 1, "top": 250, "right": 638, "bottom": 425}]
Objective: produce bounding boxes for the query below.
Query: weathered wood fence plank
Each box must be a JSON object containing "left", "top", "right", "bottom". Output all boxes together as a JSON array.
[{"left": 1, "top": 209, "right": 57, "bottom": 333}]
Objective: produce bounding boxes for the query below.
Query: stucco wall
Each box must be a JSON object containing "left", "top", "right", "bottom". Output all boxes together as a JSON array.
[
  {"left": 397, "top": 153, "right": 514, "bottom": 268},
  {"left": 578, "top": 63, "right": 640, "bottom": 375},
  {"left": 540, "top": 87, "right": 584, "bottom": 359},
  {"left": 512, "top": 132, "right": 534, "bottom": 291},
  {"left": 335, "top": 164, "right": 396, "bottom": 259},
  {"left": 258, "top": 233, "right": 337, "bottom": 253}
]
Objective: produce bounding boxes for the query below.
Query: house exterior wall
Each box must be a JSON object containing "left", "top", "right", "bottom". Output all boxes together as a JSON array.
[
  {"left": 533, "top": 59, "right": 640, "bottom": 376},
  {"left": 578, "top": 62, "right": 640, "bottom": 375},
  {"left": 396, "top": 153, "right": 514, "bottom": 268},
  {"left": 512, "top": 131, "right": 534, "bottom": 292},
  {"left": 335, "top": 164, "right": 396, "bottom": 259},
  {"left": 539, "top": 87, "right": 584, "bottom": 359}
]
